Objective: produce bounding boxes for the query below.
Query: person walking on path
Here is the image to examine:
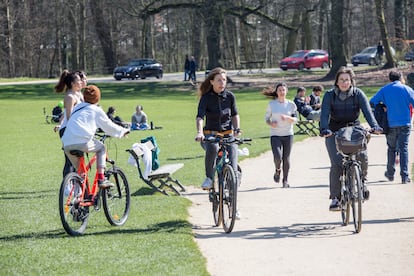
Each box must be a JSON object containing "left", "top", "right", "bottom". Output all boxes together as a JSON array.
[
  {"left": 370, "top": 70, "right": 414, "bottom": 184},
  {"left": 183, "top": 55, "right": 190, "bottom": 81},
  {"left": 376, "top": 41, "right": 384, "bottom": 64},
  {"left": 189, "top": 56, "right": 197, "bottom": 82},
  {"left": 320, "top": 66, "right": 381, "bottom": 211},
  {"left": 263, "top": 82, "right": 297, "bottom": 188}
]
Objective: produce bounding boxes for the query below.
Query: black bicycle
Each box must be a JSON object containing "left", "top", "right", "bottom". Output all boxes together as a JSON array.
[
  {"left": 335, "top": 126, "right": 371, "bottom": 233},
  {"left": 204, "top": 136, "right": 251, "bottom": 233}
]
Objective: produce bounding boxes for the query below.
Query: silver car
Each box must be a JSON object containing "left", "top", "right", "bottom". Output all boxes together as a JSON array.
[{"left": 351, "top": 46, "right": 396, "bottom": 66}]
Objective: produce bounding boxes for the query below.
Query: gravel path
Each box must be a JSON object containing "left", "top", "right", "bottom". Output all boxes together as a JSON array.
[{"left": 185, "top": 132, "right": 414, "bottom": 276}]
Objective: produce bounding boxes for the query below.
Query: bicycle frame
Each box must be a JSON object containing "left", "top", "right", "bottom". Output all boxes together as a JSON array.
[
  {"left": 65, "top": 139, "right": 110, "bottom": 209},
  {"left": 340, "top": 151, "right": 363, "bottom": 232}
]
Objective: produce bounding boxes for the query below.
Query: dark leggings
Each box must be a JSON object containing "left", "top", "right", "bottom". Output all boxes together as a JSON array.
[
  {"left": 270, "top": 135, "right": 293, "bottom": 182},
  {"left": 59, "top": 127, "right": 74, "bottom": 178}
]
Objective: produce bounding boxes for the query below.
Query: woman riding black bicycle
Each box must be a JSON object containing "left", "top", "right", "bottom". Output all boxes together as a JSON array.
[
  {"left": 320, "top": 66, "right": 382, "bottom": 211},
  {"left": 195, "top": 68, "right": 241, "bottom": 216}
]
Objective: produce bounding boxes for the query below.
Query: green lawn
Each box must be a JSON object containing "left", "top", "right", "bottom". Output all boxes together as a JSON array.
[{"left": 0, "top": 80, "right": 380, "bottom": 275}]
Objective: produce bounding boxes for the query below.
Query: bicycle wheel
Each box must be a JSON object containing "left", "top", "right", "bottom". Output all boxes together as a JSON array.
[
  {"left": 220, "top": 164, "right": 237, "bottom": 233},
  {"left": 102, "top": 167, "right": 130, "bottom": 226},
  {"left": 59, "top": 172, "right": 89, "bottom": 236},
  {"left": 211, "top": 174, "right": 221, "bottom": 227},
  {"left": 340, "top": 174, "right": 350, "bottom": 226},
  {"left": 350, "top": 165, "right": 363, "bottom": 233}
]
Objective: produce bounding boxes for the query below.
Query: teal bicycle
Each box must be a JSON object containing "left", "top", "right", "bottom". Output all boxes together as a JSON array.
[{"left": 204, "top": 136, "right": 251, "bottom": 233}]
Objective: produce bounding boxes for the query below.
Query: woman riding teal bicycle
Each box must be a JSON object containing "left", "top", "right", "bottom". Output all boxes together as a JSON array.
[{"left": 195, "top": 67, "right": 242, "bottom": 217}]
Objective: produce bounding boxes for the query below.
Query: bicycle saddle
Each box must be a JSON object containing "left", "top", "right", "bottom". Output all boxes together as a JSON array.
[{"left": 69, "top": 150, "right": 84, "bottom": 157}]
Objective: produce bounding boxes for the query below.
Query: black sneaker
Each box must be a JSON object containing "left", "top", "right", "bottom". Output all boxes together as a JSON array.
[
  {"left": 384, "top": 172, "right": 394, "bottom": 182},
  {"left": 329, "top": 198, "right": 340, "bottom": 211},
  {"left": 402, "top": 177, "right": 411, "bottom": 184},
  {"left": 363, "top": 189, "right": 370, "bottom": 200},
  {"left": 273, "top": 169, "right": 281, "bottom": 183}
]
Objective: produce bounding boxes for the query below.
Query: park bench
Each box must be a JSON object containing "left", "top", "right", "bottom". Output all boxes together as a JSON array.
[
  {"left": 295, "top": 111, "right": 319, "bottom": 136},
  {"left": 237, "top": 61, "right": 265, "bottom": 74},
  {"left": 126, "top": 140, "right": 185, "bottom": 196}
]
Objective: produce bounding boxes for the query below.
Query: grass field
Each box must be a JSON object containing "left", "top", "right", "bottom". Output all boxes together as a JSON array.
[{"left": 0, "top": 80, "right": 380, "bottom": 275}]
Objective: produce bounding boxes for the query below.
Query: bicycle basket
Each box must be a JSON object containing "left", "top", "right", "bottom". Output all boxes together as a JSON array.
[{"left": 335, "top": 126, "right": 368, "bottom": 155}]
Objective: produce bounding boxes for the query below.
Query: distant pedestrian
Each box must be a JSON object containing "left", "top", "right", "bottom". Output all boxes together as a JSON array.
[
  {"left": 189, "top": 56, "right": 197, "bottom": 82},
  {"left": 370, "top": 70, "right": 414, "bottom": 184},
  {"left": 376, "top": 41, "right": 384, "bottom": 64},
  {"left": 184, "top": 55, "right": 190, "bottom": 81},
  {"left": 263, "top": 82, "right": 297, "bottom": 188}
]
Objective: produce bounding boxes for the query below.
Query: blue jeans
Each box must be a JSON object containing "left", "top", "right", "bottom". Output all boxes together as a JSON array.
[{"left": 385, "top": 126, "right": 411, "bottom": 180}]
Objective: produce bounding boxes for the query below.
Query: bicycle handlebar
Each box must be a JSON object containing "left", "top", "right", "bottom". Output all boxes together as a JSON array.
[
  {"left": 203, "top": 136, "right": 252, "bottom": 145},
  {"left": 320, "top": 127, "right": 382, "bottom": 138}
]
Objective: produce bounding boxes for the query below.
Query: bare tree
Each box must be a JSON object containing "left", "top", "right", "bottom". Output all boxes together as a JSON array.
[
  {"left": 375, "top": 0, "right": 397, "bottom": 68},
  {"left": 326, "top": 0, "right": 347, "bottom": 79}
]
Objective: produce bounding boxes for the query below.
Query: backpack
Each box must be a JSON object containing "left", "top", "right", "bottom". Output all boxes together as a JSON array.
[
  {"left": 52, "top": 106, "right": 63, "bottom": 123},
  {"left": 373, "top": 103, "right": 388, "bottom": 134}
]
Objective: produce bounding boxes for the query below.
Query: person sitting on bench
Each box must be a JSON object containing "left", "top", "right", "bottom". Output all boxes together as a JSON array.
[
  {"left": 309, "top": 85, "right": 324, "bottom": 111},
  {"left": 294, "top": 86, "right": 321, "bottom": 121}
]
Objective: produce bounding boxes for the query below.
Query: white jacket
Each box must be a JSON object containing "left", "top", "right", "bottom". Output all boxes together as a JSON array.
[{"left": 62, "top": 102, "right": 128, "bottom": 147}]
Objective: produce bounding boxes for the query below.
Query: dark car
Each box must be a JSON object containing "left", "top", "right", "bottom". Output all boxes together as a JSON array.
[
  {"left": 404, "top": 48, "right": 414, "bottom": 61},
  {"left": 279, "top": 50, "right": 329, "bottom": 71},
  {"left": 351, "top": 46, "right": 396, "bottom": 66},
  {"left": 113, "top": 59, "right": 163, "bottom": 80}
]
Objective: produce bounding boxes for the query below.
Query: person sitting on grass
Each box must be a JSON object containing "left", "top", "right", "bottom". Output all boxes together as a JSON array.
[
  {"left": 131, "top": 105, "right": 149, "bottom": 130},
  {"left": 61, "top": 85, "right": 129, "bottom": 189},
  {"left": 107, "top": 106, "right": 129, "bottom": 128}
]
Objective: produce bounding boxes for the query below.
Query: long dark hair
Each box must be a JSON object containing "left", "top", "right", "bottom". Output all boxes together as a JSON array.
[
  {"left": 54, "top": 70, "right": 80, "bottom": 93},
  {"left": 198, "top": 67, "right": 227, "bottom": 97},
  {"left": 262, "top": 82, "right": 288, "bottom": 99}
]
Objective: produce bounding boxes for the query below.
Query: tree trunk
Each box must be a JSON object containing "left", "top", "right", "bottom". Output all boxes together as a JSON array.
[
  {"left": 3, "top": 0, "right": 15, "bottom": 77},
  {"left": 326, "top": 0, "right": 347, "bottom": 79},
  {"left": 394, "top": 0, "right": 405, "bottom": 51},
  {"left": 375, "top": 0, "right": 396, "bottom": 69},
  {"left": 89, "top": 0, "right": 116, "bottom": 73},
  {"left": 204, "top": 1, "right": 223, "bottom": 70},
  {"left": 286, "top": 1, "right": 301, "bottom": 55}
]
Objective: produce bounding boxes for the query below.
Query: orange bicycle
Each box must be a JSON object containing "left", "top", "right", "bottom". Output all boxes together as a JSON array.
[{"left": 59, "top": 133, "right": 130, "bottom": 236}]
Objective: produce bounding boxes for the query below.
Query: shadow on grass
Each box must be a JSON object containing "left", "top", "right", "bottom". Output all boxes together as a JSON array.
[
  {"left": 131, "top": 187, "right": 157, "bottom": 196},
  {"left": 0, "top": 219, "right": 193, "bottom": 241},
  {"left": 0, "top": 189, "right": 56, "bottom": 200}
]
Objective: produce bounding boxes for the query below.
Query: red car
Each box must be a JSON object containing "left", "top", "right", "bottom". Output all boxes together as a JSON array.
[{"left": 279, "top": 50, "right": 329, "bottom": 71}]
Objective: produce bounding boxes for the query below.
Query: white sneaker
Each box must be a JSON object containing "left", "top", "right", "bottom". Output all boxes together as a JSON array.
[
  {"left": 235, "top": 210, "right": 241, "bottom": 220},
  {"left": 201, "top": 177, "right": 213, "bottom": 190}
]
